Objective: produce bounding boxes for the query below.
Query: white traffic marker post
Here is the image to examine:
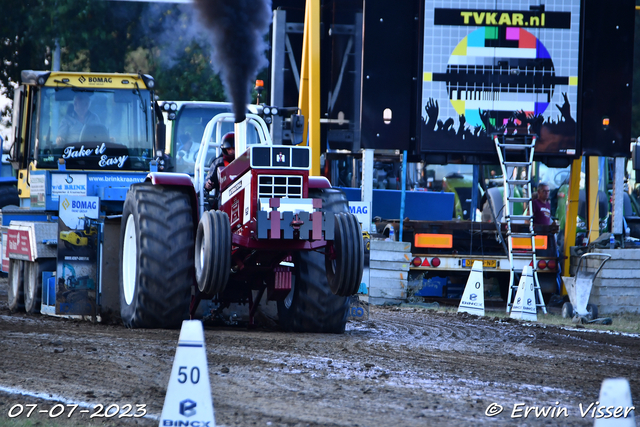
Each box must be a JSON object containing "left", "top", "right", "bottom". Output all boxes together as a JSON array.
[
  {"left": 159, "top": 320, "right": 215, "bottom": 427},
  {"left": 458, "top": 260, "right": 485, "bottom": 316},
  {"left": 593, "top": 378, "right": 636, "bottom": 426},
  {"left": 510, "top": 266, "right": 537, "bottom": 321}
]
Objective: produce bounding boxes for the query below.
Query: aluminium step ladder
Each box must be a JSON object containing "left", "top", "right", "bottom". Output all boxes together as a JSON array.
[{"left": 493, "top": 134, "right": 547, "bottom": 314}]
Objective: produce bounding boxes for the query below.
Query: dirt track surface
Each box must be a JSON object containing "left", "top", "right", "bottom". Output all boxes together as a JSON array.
[{"left": 0, "top": 281, "right": 639, "bottom": 426}]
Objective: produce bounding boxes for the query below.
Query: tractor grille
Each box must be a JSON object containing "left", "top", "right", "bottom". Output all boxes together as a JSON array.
[{"left": 258, "top": 175, "right": 303, "bottom": 199}]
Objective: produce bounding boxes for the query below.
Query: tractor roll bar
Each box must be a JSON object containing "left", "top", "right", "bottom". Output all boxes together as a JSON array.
[{"left": 194, "top": 113, "right": 271, "bottom": 217}]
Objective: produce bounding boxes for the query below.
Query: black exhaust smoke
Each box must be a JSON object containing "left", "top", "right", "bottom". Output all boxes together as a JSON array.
[{"left": 193, "top": 0, "right": 272, "bottom": 123}]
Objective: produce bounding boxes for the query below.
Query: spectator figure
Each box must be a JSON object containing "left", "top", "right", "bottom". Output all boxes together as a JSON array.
[
  {"left": 532, "top": 183, "right": 553, "bottom": 225},
  {"left": 56, "top": 92, "right": 101, "bottom": 146},
  {"left": 204, "top": 132, "right": 235, "bottom": 208}
]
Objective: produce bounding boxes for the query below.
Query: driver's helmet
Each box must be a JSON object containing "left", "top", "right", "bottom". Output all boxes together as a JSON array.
[{"left": 221, "top": 132, "right": 235, "bottom": 161}]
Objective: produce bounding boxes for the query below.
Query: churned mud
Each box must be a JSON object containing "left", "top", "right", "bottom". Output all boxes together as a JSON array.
[{"left": 0, "top": 277, "right": 638, "bottom": 426}]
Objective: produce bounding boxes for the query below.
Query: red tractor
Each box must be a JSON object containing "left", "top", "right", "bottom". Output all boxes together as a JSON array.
[{"left": 119, "top": 113, "right": 364, "bottom": 333}]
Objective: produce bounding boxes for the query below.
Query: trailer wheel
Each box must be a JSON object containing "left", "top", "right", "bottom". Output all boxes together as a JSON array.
[
  {"left": 119, "top": 184, "right": 194, "bottom": 329},
  {"left": 326, "top": 212, "right": 364, "bottom": 296},
  {"left": 586, "top": 303, "right": 598, "bottom": 320},
  {"left": 195, "top": 210, "right": 231, "bottom": 297},
  {"left": 7, "top": 259, "right": 24, "bottom": 312},
  {"left": 277, "top": 188, "right": 350, "bottom": 333},
  {"left": 24, "top": 259, "right": 56, "bottom": 314}
]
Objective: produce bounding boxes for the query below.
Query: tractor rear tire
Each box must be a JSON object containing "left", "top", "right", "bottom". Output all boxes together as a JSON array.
[
  {"left": 326, "top": 212, "right": 364, "bottom": 296},
  {"left": 8, "top": 259, "right": 24, "bottom": 312},
  {"left": 24, "top": 259, "right": 56, "bottom": 314},
  {"left": 119, "top": 184, "right": 194, "bottom": 329},
  {"left": 277, "top": 188, "right": 350, "bottom": 333},
  {"left": 195, "top": 210, "right": 231, "bottom": 297}
]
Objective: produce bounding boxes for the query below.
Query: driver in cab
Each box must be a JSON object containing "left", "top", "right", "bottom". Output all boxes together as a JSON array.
[
  {"left": 204, "top": 132, "right": 235, "bottom": 209},
  {"left": 56, "top": 92, "right": 102, "bottom": 146}
]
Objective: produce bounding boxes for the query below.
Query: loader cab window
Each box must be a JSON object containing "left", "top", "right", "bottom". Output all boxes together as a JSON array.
[
  {"left": 173, "top": 106, "right": 261, "bottom": 174},
  {"left": 35, "top": 87, "right": 155, "bottom": 171}
]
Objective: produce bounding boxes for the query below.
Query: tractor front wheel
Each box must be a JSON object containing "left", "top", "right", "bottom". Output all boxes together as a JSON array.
[
  {"left": 119, "top": 184, "right": 194, "bottom": 329},
  {"left": 195, "top": 210, "right": 231, "bottom": 297}
]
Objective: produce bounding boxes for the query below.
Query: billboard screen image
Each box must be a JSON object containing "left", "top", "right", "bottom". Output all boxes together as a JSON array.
[{"left": 420, "top": 1, "right": 581, "bottom": 158}]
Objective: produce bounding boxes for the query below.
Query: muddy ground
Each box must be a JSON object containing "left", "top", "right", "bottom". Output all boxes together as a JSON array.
[{"left": 0, "top": 277, "right": 638, "bottom": 427}]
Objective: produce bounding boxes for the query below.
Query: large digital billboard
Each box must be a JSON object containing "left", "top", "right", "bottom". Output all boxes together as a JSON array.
[{"left": 419, "top": 0, "right": 581, "bottom": 161}]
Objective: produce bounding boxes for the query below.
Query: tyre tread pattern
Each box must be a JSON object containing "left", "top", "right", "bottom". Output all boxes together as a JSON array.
[
  {"left": 278, "top": 188, "right": 351, "bottom": 333},
  {"left": 120, "top": 184, "right": 194, "bottom": 329},
  {"left": 24, "top": 259, "right": 56, "bottom": 314},
  {"left": 8, "top": 259, "right": 24, "bottom": 312},
  {"left": 328, "top": 212, "right": 364, "bottom": 296},
  {"left": 196, "top": 210, "right": 231, "bottom": 296}
]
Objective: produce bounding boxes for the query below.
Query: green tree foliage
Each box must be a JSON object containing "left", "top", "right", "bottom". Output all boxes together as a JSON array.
[
  {"left": 134, "top": 4, "right": 226, "bottom": 101},
  {"left": 0, "top": 1, "right": 231, "bottom": 103}
]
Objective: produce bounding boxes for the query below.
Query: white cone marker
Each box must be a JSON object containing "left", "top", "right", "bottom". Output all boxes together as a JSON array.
[
  {"left": 159, "top": 320, "right": 215, "bottom": 427},
  {"left": 593, "top": 378, "right": 636, "bottom": 426},
  {"left": 510, "top": 265, "right": 537, "bottom": 321},
  {"left": 458, "top": 260, "right": 485, "bottom": 316}
]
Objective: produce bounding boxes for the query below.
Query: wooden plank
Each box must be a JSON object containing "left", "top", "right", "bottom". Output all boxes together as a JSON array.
[
  {"left": 370, "top": 269, "right": 408, "bottom": 281},
  {"left": 369, "top": 260, "right": 410, "bottom": 271},
  {"left": 370, "top": 279, "right": 407, "bottom": 291},
  {"left": 586, "top": 259, "right": 639, "bottom": 270},
  {"left": 368, "top": 287, "right": 406, "bottom": 299},
  {"left": 589, "top": 295, "right": 640, "bottom": 306},
  {"left": 370, "top": 250, "right": 412, "bottom": 263},
  {"left": 597, "top": 269, "right": 640, "bottom": 279},
  {"left": 595, "top": 305, "right": 640, "bottom": 315},
  {"left": 594, "top": 248, "right": 640, "bottom": 260},
  {"left": 592, "top": 285, "right": 640, "bottom": 296},
  {"left": 370, "top": 240, "right": 412, "bottom": 252},
  {"left": 591, "top": 286, "right": 640, "bottom": 297},
  {"left": 594, "top": 278, "right": 640, "bottom": 287}
]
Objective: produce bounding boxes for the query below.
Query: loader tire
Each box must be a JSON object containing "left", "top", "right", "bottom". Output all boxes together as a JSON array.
[
  {"left": 8, "top": 259, "right": 24, "bottom": 312},
  {"left": 277, "top": 188, "right": 350, "bottom": 333},
  {"left": 195, "top": 210, "right": 231, "bottom": 297},
  {"left": 24, "top": 259, "right": 56, "bottom": 314},
  {"left": 326, "top": 212, "right": 364, "bottom": 296},
  {"left": 119, "top": 184, "right": 194, "bottom": 329}
]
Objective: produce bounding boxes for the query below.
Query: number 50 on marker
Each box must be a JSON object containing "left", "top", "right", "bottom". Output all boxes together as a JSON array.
[{"left": 160, "top": 320, "right": 216, "bottom": 427}]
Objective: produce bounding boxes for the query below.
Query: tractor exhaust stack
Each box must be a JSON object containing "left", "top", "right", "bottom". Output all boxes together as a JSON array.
[{"left": 234, "top": 119, "right": 248, "bottom": 156}]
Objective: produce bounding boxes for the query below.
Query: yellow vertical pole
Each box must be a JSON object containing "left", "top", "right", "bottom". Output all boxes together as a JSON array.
[
  {"left": 562, "top": 157, "right": 582, "bottom": 284},
  {"left": 587, "top": 156, "right": 600, "bottom": 243},
  {"left": 298, "top": 0, "right": 321, "bottom": 176}
]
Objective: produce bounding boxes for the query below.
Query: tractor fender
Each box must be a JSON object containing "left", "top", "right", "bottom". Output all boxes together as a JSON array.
[
  {"left": 144, "top": 172, "right": 199, "bottom": 228},
  {"left": 309, "top": 176, "right": 331, "bottom": 189}
]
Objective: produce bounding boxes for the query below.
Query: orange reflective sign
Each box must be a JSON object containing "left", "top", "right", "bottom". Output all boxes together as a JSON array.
[
  {"left": 414, "top": 233, "right": 453, "bottom": 248},
  {"left": 512, "top": 235, "right": 548, "bottom": 250}
]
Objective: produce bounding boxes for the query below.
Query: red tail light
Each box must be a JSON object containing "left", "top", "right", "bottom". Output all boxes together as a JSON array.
[
  {"left": 412, "top": 257, "right": 422, "bottom": 267},
  {"left": 547, "top": 259, "right": 557, "bottom": 270},
  {"left": 537, "top": 260, "right": 547, "bottom": 270},
  {"left": 431, "top": 257, "right": 441, "bottom": 267}
]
